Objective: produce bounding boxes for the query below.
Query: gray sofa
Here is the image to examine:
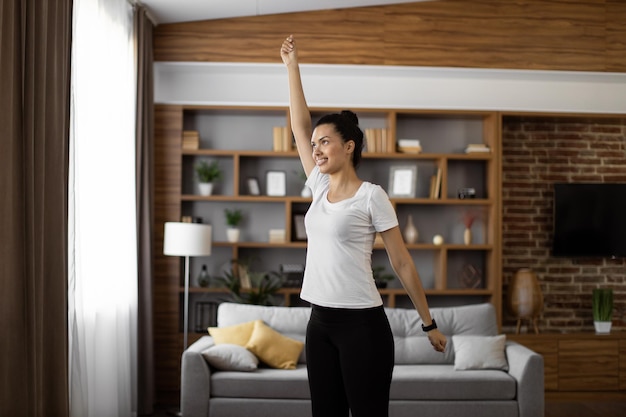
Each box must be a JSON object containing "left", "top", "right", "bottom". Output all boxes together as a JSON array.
[{"left": 181, "top": 302, "right": 544, "bottom": 417}]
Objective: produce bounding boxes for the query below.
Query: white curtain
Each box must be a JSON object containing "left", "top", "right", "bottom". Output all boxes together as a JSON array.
[{"left": 68, "top": 0, "right": 138, "bottom": 416}]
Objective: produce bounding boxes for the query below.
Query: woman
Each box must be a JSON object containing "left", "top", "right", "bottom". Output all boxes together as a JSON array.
[{"left": 280, "top": 35, "right": 447, "bottom": 417}]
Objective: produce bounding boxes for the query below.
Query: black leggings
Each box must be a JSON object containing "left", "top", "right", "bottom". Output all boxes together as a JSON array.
[{"left": 306, "top": 304, "right": 395, "bottom": 417}]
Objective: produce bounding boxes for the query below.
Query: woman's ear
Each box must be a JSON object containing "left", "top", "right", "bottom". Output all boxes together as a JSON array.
[{"left": 345, "top": 139, "right": 355, "bottom": 153}]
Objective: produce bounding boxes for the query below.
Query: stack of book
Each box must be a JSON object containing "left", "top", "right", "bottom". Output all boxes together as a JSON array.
[
  {"left": 397, "top": 139, "right": 422, "bottom": 154},
  {"left": 465, "top": 143, "right": 491, "bottom": 153},
  {"left": 429, "top": 168, "right": 442, "bottom": 199},
  {"left": 364, "top": 128, "right": 393, "bottom": 153},
  {"left": 268, "top": 229, "right": 286, "bottom": 243},
  {"left": 182, "top": 130, "right": 200, "bottom": 150},
  {"left": 273, "top": 126, "right": 293, "bottom": 152}
]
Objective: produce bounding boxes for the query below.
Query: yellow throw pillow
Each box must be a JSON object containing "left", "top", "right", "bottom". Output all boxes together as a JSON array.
[
  {"left": 208, "top": 320, "right": 256, "bottom": 346},
  {"left": 245, "top": 320, "right": 304, "bottom": 370}
]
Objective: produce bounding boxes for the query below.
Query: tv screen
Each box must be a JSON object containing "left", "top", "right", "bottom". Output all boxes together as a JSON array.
[{"left": 553, "top": 183, "right": 626, "bottom": 258}]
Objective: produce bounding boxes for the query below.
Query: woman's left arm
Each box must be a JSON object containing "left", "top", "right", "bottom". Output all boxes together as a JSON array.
[{"left": 380, "top": 226, "right": 447, "bottom": 352}]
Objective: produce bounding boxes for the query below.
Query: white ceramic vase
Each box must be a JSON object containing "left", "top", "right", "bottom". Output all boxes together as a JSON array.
[
  {"left": 403, "top": 215, "right": 418, "bottom": 244},
  {"left": 226, "top": 227, "right": 240, "bottom": 243},
  {"left": 464, "top": 227, "right": 472, "bottom": 245},
  {"left": 198, "top": 182, "right": 214, "bottom": 196},
  {"left": 300, "top": 185, "right": 312, "bottom": 198}
]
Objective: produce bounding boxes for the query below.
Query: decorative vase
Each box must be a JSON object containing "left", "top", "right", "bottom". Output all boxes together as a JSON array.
[
  {"left": 197, "top": 264, "right": 210, "bottom": 287},
  {"left": 463, "top": 227, "right": 472, "bottom": 245},
  {"left": 300, "top": 185, "right": 312, "bottom": 198},
  {"left": 198, "top": 182, "right": 213, "bottom": 196},
  {"left": 508, "top": 268, "right": 544, "bottom": 334},
  {"left": 403, "top": 215, "right": 418, "bottom": 244},
  {"left": 226, "top": 227, "right": 240, "bottom": 243}
]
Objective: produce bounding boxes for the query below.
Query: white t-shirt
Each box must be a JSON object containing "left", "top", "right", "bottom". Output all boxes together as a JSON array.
[{"left": 300, "top": 166, "right": 399, "bottom": 308}]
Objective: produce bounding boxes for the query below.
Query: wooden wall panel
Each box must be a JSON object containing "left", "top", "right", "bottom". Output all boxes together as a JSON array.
[
  {"left": 154, "top": 7, "right": 385, "bottom": 65},
  {"left": 154, "top": 0, "right": 626, "bottom": 72},
  {"left": 154, "top": 105, "right": 184, "bottom": 403},
  {"left": 607, "top": 0, "right": 626, "bottom": 72}
]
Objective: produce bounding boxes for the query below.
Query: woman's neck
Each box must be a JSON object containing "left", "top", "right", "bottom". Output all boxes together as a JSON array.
[{"left": 327, "top": 168, "right": 362, "bottom": 203}]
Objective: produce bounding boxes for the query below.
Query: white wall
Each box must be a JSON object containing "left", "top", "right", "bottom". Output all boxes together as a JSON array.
[{"left": 154, "top": 62, "right": 626, "bottom": 114}]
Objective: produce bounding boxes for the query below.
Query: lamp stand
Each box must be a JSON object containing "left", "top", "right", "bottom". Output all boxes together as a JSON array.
[{"left": 183, "top": 255, "right": 191, "bottom": 350}]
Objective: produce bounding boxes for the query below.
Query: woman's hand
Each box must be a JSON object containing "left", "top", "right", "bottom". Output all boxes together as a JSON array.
[
  {"left": 427, "top": 329, "right": 447, "bottom": 353},
  {"left": 280, "top": 35, "right": 298, "bottom": 66}
]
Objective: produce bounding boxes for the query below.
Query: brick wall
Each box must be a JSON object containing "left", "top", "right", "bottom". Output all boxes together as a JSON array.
[{"left": 501, "top": 116, "right": 626, "bottom": 333}]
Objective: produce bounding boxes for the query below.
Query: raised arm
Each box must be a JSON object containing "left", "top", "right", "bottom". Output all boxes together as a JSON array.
[{"left": 280, "top": 35, "right": 315, "bottom": 176}]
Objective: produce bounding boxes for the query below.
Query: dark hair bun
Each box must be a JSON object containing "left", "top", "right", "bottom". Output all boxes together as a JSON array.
[{"left": 340, "top": 110, "right": 359, "bottom": 126}]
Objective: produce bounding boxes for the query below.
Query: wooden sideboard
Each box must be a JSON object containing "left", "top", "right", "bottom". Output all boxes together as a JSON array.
[{"left": 509, "top": 332, "right": 626, "bottom": 400}]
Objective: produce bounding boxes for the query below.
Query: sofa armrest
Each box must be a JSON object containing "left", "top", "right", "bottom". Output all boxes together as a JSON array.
[
  {"left": 506, "top": 341, "right": 544, "bottom": 417},
  {"left": 181, "top": 336, "right": 215, "bottom": 417}
]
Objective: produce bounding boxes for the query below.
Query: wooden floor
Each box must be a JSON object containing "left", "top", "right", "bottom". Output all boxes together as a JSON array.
[{"left": 152, "top": 400, "right": 626, "bottom": 416}]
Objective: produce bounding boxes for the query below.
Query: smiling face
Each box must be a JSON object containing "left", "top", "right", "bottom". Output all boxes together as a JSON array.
[{"left": 311, "top": 124, "right": 355, "bottom": 174}]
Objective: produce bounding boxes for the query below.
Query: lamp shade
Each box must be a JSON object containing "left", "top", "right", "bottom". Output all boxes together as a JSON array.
[{"left": 163, "top": 222, "right": 212, "bottom": 257}]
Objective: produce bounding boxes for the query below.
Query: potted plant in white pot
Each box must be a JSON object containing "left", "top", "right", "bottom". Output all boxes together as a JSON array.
[
  {"left": 293, "top": 169, "right": 311, "bottom": 198},
  {"left": 224, "top": 208, "right": 243, "bottom": 243},
  {"left": 195, "top": 160, "right": 221, "bottom": 196},
  {"left": 592, "top": 288, "right": 613, "bottom": 334}
]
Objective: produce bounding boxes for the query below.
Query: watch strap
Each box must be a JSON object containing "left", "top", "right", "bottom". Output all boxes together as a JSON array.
[{"left": 421, "top": 318, "right": 437, "bottom": 332}]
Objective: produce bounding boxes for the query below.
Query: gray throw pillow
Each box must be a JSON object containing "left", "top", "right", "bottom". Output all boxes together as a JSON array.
[{"left": 201, "top": 344, "right": 259, "bottom": 372}]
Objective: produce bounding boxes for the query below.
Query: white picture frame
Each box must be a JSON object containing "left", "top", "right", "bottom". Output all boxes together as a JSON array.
[
  {"left": 266, "top": 171, "right": 286, "bottom": 196},
  {"left": 292, "top": 214, "right": 307, "bottom": 241},
  {"left": 389, "top": 165, "right": 417, "bottom": 198},
  {"left": 247, "top": 177, "right": 260, "bottom": 196}
]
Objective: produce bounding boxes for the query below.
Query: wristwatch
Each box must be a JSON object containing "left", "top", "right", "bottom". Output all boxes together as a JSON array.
[{"left": 421, "top": 318, "right": 437, "bottom": 332}]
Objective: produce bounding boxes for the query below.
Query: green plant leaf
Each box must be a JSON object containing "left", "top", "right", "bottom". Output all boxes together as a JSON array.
[{"left": 592, "top": 289, "right": 613, "bottom": 321}]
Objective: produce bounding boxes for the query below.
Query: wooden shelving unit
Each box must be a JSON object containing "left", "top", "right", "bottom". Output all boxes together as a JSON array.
[{"left": 154, "top": 104, "right": 502, "bottom": 402}]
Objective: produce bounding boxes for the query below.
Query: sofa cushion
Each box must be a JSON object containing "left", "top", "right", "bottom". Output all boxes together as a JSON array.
[
  {"left": 245, "top": 320, "right": 304, "bottom": 370},
  {"left": 208, "top": 320, "right": 256, "bottom": 346},
  {"left": 386, "top": 303, "right": 499, "bottom": 365},
  {"left": 452, "top": 335, "right": 509, "bottom": 371},
  {"left": 210, "top": 364, "right": 516, "bottom": 401},
  {"left": 217, "top": 303, "right": 311, "bottom": 363},
  {"left": 390, "top": 365, "right": 516, "bottom": 400},
  {"left": 211, "top": 365, "right": 311, "bottom": 399},
  {"left": 202, "top": 344, "right": 259, "bottom": 372}
]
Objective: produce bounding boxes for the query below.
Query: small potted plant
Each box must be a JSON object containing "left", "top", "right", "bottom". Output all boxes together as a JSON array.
[
  {"left": 293, "top": 169, "right": 311, "bottom": 198},
  {"left": 592, "top": 288, "right": 613, "bottom": 334},
  {"left": 224, "top": 208, "right": 243, "bottom": 242},
  {"left": 372, "top": 265, "right": 395, "bottom": 289},
  {"left": 195, "top": 160, "right": 222, "bottom": 196}
]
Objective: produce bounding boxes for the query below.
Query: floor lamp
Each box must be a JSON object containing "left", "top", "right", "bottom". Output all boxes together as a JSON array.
[{"left": 163, "top": 222, "right": 212, "bottom": 350}]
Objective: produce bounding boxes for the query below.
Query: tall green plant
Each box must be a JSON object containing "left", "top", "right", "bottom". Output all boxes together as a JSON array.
[{"left": 592, "top": 288, "right": 613, "bottom": 322}]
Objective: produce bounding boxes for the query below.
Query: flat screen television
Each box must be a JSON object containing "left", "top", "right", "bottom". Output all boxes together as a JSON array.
[{"left": 552, "top": 183, "right": 626, "bottom": 258}]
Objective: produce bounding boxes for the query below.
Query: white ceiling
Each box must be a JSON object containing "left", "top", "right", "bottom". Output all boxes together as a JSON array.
[{"left": 139, "top": 0, "right": 432, "bottom": 25}]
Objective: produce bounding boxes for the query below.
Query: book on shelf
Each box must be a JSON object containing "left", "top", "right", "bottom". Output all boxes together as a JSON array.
[
  {"left": 364, "top": 128, "right": 392, "bottom": 153},
  {"left": 429, "top": 167, "right": 442, "bottom": 199},
  {"left": 465, "top": 143, "right": 491, "bottom": 153},
  {"left": 182, "top": 130, "right": 200, "bottom": 150},
  {"left": 272, "top": 126, "right": 292, "bottom": 152},
  {"left": 397, "top": 138, "right": 422, "bottom": 154}
]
